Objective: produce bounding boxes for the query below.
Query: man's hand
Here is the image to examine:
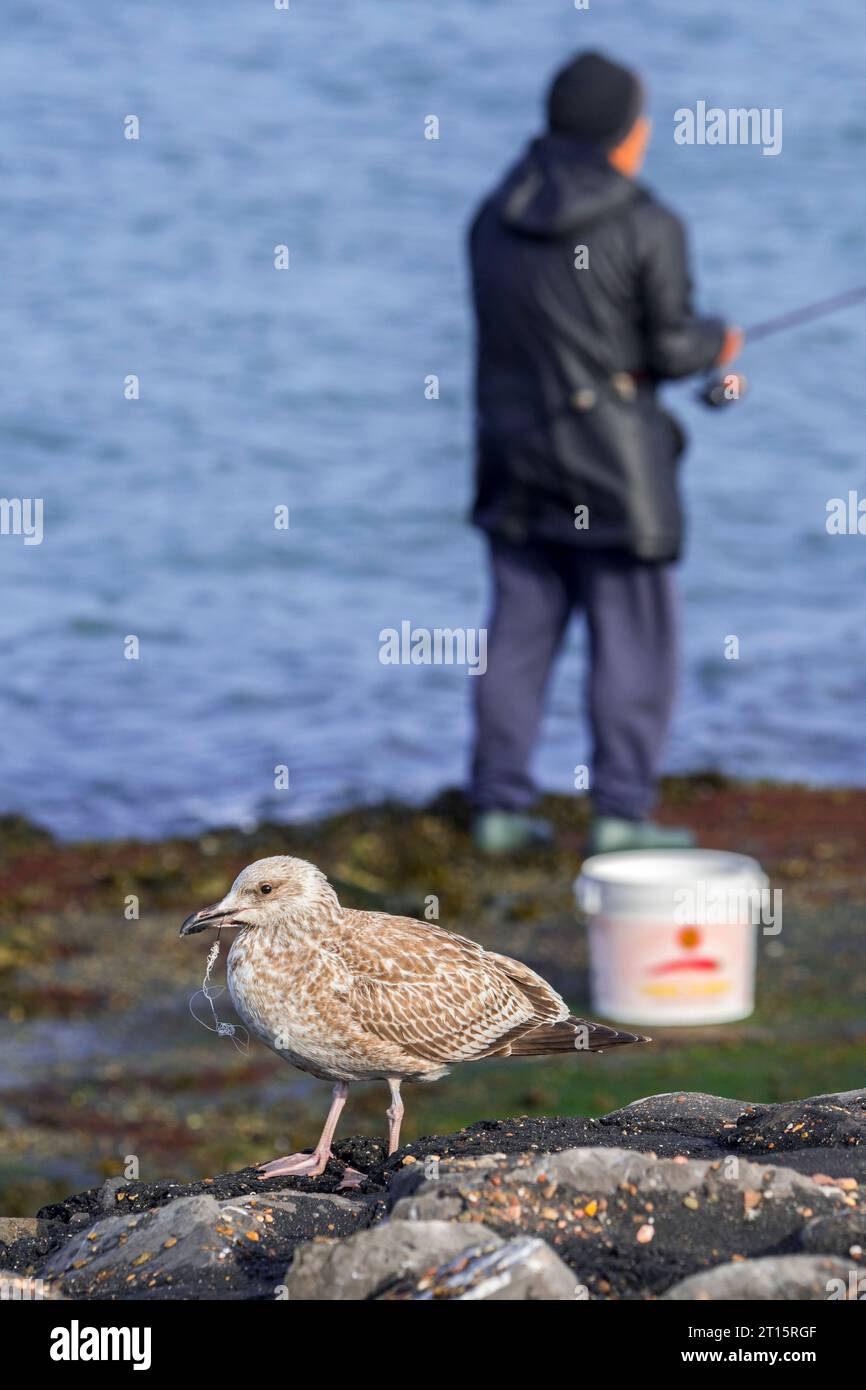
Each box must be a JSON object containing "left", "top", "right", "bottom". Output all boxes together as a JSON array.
[{"left": 715, "top": 326, "right": 744, "bottom": 366}]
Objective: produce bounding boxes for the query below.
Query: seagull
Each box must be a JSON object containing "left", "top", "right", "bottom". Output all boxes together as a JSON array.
[{"left": 180, "top": 855, "right": 647, "bottom": 1179}]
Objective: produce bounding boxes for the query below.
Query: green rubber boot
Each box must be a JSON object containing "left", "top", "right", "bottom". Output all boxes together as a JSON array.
[
  {"left": 472, "top": 810, "right": 555, "bottom": 856},
  {"left": 588, "top": 816, "right": 696, "bottom": 855}
]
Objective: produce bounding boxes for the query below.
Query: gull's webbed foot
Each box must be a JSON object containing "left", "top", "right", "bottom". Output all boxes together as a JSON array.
[{"left": 257, "top": 1150, "right": 330, "bottom": 1179}]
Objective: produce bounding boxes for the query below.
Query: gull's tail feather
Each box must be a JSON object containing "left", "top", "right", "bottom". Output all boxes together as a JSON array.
[{"left": 505, "top": 1015, "right": 650, "bottom": 1058}]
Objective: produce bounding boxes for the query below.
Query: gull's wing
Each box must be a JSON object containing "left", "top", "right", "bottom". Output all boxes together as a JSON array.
[{"left": 332, "top": 910, "right": 569, "bottom": 1064}]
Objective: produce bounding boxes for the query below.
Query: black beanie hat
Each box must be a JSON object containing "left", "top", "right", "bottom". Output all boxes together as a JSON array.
[{"left": 547, "top": 51, "right": 643, "bottom": 149}]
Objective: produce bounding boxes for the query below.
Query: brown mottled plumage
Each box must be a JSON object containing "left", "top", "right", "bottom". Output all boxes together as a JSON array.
[{"left": 180, "top": 855, "right": 647, "bottom": 1179}]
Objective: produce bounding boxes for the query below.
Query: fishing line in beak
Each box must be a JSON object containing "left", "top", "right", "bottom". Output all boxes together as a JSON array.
[{"left": 188, "top": 928, "right": 249, "bottom": 1053}]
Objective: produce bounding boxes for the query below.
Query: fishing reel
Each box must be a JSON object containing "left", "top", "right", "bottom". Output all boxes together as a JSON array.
[
  {"left": 697, "top": 370, "right": 748, "bottom": 409},
  {"left": 695, "top": 282, "right": 866, "bottom": 407}
]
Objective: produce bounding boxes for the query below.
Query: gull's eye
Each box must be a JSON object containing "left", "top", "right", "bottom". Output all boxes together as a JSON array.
[{"left": 260, "top": 883, "right": 273, "bottom": 895}]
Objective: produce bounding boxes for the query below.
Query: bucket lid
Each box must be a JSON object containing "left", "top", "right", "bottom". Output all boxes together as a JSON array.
[{"left": 575, "top": 848, "right": 767, "bottom": 916}]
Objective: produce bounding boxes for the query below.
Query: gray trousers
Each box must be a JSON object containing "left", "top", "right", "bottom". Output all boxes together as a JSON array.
[{"left": 470, "top": 537, "right": 678, "bottom": 820}]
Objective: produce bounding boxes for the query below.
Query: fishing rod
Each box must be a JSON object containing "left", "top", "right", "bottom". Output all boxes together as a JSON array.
[{"left": 698, "top": 283, "right": 866, "bottom": 408}]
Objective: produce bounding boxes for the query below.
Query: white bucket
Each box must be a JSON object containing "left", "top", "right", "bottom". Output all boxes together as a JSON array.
[{"left": 575, "top": 849, "right": 767, "bottom": 1026}]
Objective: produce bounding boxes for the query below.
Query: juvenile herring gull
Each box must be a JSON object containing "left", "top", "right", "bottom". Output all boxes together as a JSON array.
[{"left": 180, "top": 855, "right": 647, "bottom": 1178}]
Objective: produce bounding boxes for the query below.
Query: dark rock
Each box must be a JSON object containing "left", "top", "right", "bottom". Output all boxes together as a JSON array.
[
  {"left": 601, "top": 1091, "right": 747, "bottom": 1143},
  {"left": 43, "top": 1189, "right": 372, "bottom": 1301},
  {"left": 725, "top": 1091, "right": 866, "bottom": 1179},
  {"left": 39, "top": 1163, "right": 389, "bottom": 1221},
  {"left": 0, "top": 1217, "right": 62, "bottom": 1243},
  {"left": 800, "top": 1210, "right": 866, "bottom": 1259},
  {"left": 69, "top": 1211, "right": 99, "bottom": 1229},
  {"left": 0, "top": 1217, "right": 73, "bottom": 1274},
  {"left": 97, "top": 1177, "right": 130, "bottom": 1211},
  {"left": 37, "top": 1185, "right": 104, "bottom": 1225}
]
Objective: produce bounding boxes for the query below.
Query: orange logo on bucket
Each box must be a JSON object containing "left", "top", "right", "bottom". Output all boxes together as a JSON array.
[{"left": 649, "top": 925, "right": 720, "bottom": 975}]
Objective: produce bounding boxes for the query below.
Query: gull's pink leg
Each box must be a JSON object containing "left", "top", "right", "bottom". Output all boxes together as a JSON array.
[
  {"left": 386, "top": 1078, "right": 404, "bottom": 1155},
  {"left": 258, "top": 1081, "right": 348, "bottom": 1179},
  {"left": 335, "top": 1079, "right": 403, "bottom": 1191}
]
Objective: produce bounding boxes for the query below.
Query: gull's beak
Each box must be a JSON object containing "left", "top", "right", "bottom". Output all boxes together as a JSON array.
[{"left": 179, "top": 902, "right": 235, "bottom": 938}]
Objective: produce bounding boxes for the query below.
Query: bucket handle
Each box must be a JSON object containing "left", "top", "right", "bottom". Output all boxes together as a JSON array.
[{"left": 575, "top": 877, "right": 602, "bottom": 915}]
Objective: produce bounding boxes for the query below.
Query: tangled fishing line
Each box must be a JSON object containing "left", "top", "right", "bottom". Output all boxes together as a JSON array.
[{"left": 188, "top": 933, "right": 249, "bottom": 1054}]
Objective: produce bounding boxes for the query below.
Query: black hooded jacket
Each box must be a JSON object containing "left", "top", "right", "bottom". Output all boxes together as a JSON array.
[{"left": 469, "top": 133, "right": 725, "bottom": 561}]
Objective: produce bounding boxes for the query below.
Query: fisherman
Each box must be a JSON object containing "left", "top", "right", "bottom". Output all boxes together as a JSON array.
[{"left": 468, "top": 51, "right": 741, "bottom": 855}]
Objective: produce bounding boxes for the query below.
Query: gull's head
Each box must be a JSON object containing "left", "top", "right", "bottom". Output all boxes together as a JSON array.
[{"left": 179, "top": 855, "right": 340, "bottom": 937}]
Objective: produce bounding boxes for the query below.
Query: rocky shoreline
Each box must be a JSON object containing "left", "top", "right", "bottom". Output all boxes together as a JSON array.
[{"left": 3, "top": 1089, "right": 863, "bottom": 1301}]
